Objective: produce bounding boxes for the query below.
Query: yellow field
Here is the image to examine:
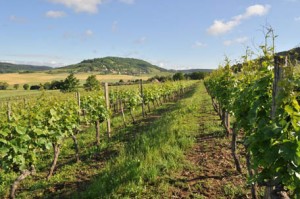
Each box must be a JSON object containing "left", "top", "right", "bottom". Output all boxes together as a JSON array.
[{"left": 0, "top": 72, "right": 149, "bottom": 85}]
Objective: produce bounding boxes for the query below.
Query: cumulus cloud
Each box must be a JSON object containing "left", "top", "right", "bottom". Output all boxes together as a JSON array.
[
  {"left": 119, "top": 0, "right": 135, "bottom": 4},
  {"left": 193, "top": 41, "right": 207, "bottom": 48},
  {"left": 45, "top": 10, "right": 66, "bottom": 18},
  {"left": 223, "top": 36, "right": 249, "bottom": 46},
  {"left": 48, "top": 0, "right": 104, "bottom": 13},
  {"left": 207, "top": 4, "right": 270, "bottom": 36}
]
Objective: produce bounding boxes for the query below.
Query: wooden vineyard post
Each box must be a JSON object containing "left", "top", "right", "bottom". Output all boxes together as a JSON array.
[
  {"left": 264, "top": 55, "right": 288, "bottom": 198},
  {"left": 120, "top": 99, "right": 126, "bottom": 127},
  {"left": 225, "top": 112, "right": 230, "bottom": 130},
  {"left": 271, "top": 56, "right": 287, "bottom": 119},
  {"left": 76, "top": 91, "right": 81, "bottom": 110},
  {"left": 7, "top": 101, "right": 11, "bottom": 121},
  {"left": 140, "top": 79, "right": 146, "bottom": 118},
  {"left": 104, "top": 83, "right": 111, "bottom": 138}
]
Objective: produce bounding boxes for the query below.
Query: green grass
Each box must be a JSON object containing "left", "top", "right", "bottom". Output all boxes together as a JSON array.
[{"left": 72, "top": 83, "right": 204, "bottom": 198}]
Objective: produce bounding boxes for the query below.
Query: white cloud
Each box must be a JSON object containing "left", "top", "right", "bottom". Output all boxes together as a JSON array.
[
  {"left": 243, "top": 4, "right": 270, "bottom": 18},
  {"left": 295, "top": 17, "right": 300, "bottom": 21},
  {"left": 207, "top": 20, "right": 240, "bottom": 36},
  {"left": 85, "top": 29, "right": 94, "bottom": 36},
  {"left": 48, "top": 0, "right": 104, "bottom": 13},
  {"left": 223, "top": 36, "right": 249, "bottom": 46},
  {"left": 193, "top": 41, "right": 207, "bottom": 48},
  {"left": 45, "top": 10, "right": 66, "bottom": 18},
  {"left": 119, "top": 0, "right": 135, "bottom": 4},
  {"left": 207, "top": 4, "right": 270, "bottom": 36}
]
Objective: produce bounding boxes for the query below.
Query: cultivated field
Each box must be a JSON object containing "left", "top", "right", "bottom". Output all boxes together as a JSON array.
[{"left": 0, "top": 72, "right": 149, "bottom": 85}]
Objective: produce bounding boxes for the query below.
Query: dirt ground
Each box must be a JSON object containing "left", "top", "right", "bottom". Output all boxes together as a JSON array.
[{"left": 168, "top": 95, "right": 252, "bottom": 199}]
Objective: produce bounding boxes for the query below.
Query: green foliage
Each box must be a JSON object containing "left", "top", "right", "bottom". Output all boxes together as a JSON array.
[
  {"left": 0, "top": 100, "right": 51, "bottom": 172},
  {"left": 204, "top": 32, "right": 300, "bottom": 195},
  {"left": 173, "top": 72, "right": 185, "bottom": 81},
  {"left": 60, "top": 73, "right": 80, "bottom": 92},
  {"left": 0, "top": 82, "right": 9, "bottom": 90},
  {"left": 186, "top": 71, "right": 207, "bottom": 80},
  {"left": 83, "top": 75, "right": 100, "bottom": 91},
  {"left": 0, "top": 80, "right": 195, "bottom": 198},
  {"left": 147, "top": 75, "right": 172, "bottom": 82},
  {"left": 13, "top": 84, "right": 19, "bottom": 90},
  {"left": 49, "top": 80, "right": 64, "bottom": 90},
  {"left": 59, "top": 57, "right": 167, "bottom": 74},
  {"left": 81, "top": 94, "right": 108, "bottom": 123},
  {"left": 23, "top": 84, "right": 30, "bottom": 90}
]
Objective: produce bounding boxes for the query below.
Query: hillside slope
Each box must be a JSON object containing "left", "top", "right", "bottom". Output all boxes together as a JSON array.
[
  {"left": 0, "top": 62, "right": 52, "bottom": 73},
  {"left": 57, "top": 57, "right": 168, "bottom": 75}
]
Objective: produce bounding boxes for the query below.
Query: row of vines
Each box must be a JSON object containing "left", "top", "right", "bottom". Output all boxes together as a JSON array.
[
  {"left": 204, "top": 31, "right": 300, "bottom": 198},
  {"left": 0, "top": 80, "right": 195, "bottom": 198}
]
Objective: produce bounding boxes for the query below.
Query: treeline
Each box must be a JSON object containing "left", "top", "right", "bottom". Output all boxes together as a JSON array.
[
  {"left": 148, "top": 71, "right": 209, "bottom": 82},
  {"left": 0, "top": 71, "right": 209, "bottom": 91}
]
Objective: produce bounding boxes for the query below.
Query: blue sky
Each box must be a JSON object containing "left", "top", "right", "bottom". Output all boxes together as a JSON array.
[{"left": 0, "top": 0, "right": 300, "bottom": 69}]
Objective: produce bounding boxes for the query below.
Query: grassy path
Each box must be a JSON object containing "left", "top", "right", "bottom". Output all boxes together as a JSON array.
[{"left": 167, "top": 86, "right": 251, "bottom": 198}]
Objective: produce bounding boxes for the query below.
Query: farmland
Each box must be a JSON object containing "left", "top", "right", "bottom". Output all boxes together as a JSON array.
[{"left": 0, "top": 72, "right": 149, "bottom": 86}]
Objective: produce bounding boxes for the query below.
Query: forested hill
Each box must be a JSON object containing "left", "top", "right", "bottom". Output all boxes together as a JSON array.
[
  {"left": 57, "top": 57, "right": 168, "bottom": 75},
  {"left": 0, "top": 62, "right": 52, "bottom": 73}
]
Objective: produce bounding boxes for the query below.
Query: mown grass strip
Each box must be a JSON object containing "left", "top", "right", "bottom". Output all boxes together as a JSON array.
[{"left": 74, "top": 82, "right": 206, "bottom": 198}]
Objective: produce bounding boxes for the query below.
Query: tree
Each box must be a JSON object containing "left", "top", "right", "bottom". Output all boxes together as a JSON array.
[
  {"left": 13, "top": 84, "right": 20, "bottom": 90},
  {"left": 61, "top": 73, "right": 80, "bottom": 92},
  {"left": 84, "top": 75, "right": 100, "bottom": 91},
  {"left": 49, "top": 80, "right": 64, "bottom": 90},
  {"left": 43, "top": 82, "right": 51, "bottom": 90},
  {"left": 0, "top": 82, "right": 9, "bottom": 90},
  {"left": 173, "top": 72, "right": 185, "bottom": 81},
  {"left": 189, "top": 72, "right": 206, "bottom": 80},
  {"left": 23, "top": 84, "right": 30, "bottom": 90},
  {"left": 30, "top": 85, "right": 41, "bottom": 90}
]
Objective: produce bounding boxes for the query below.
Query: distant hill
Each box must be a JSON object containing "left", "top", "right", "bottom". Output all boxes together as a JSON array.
[
  {"left": 0, "top": 62, "right": 52, "bottom": 73},
  {"left": 57, "top": 57, "right": 168, "bottom": 75}
]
